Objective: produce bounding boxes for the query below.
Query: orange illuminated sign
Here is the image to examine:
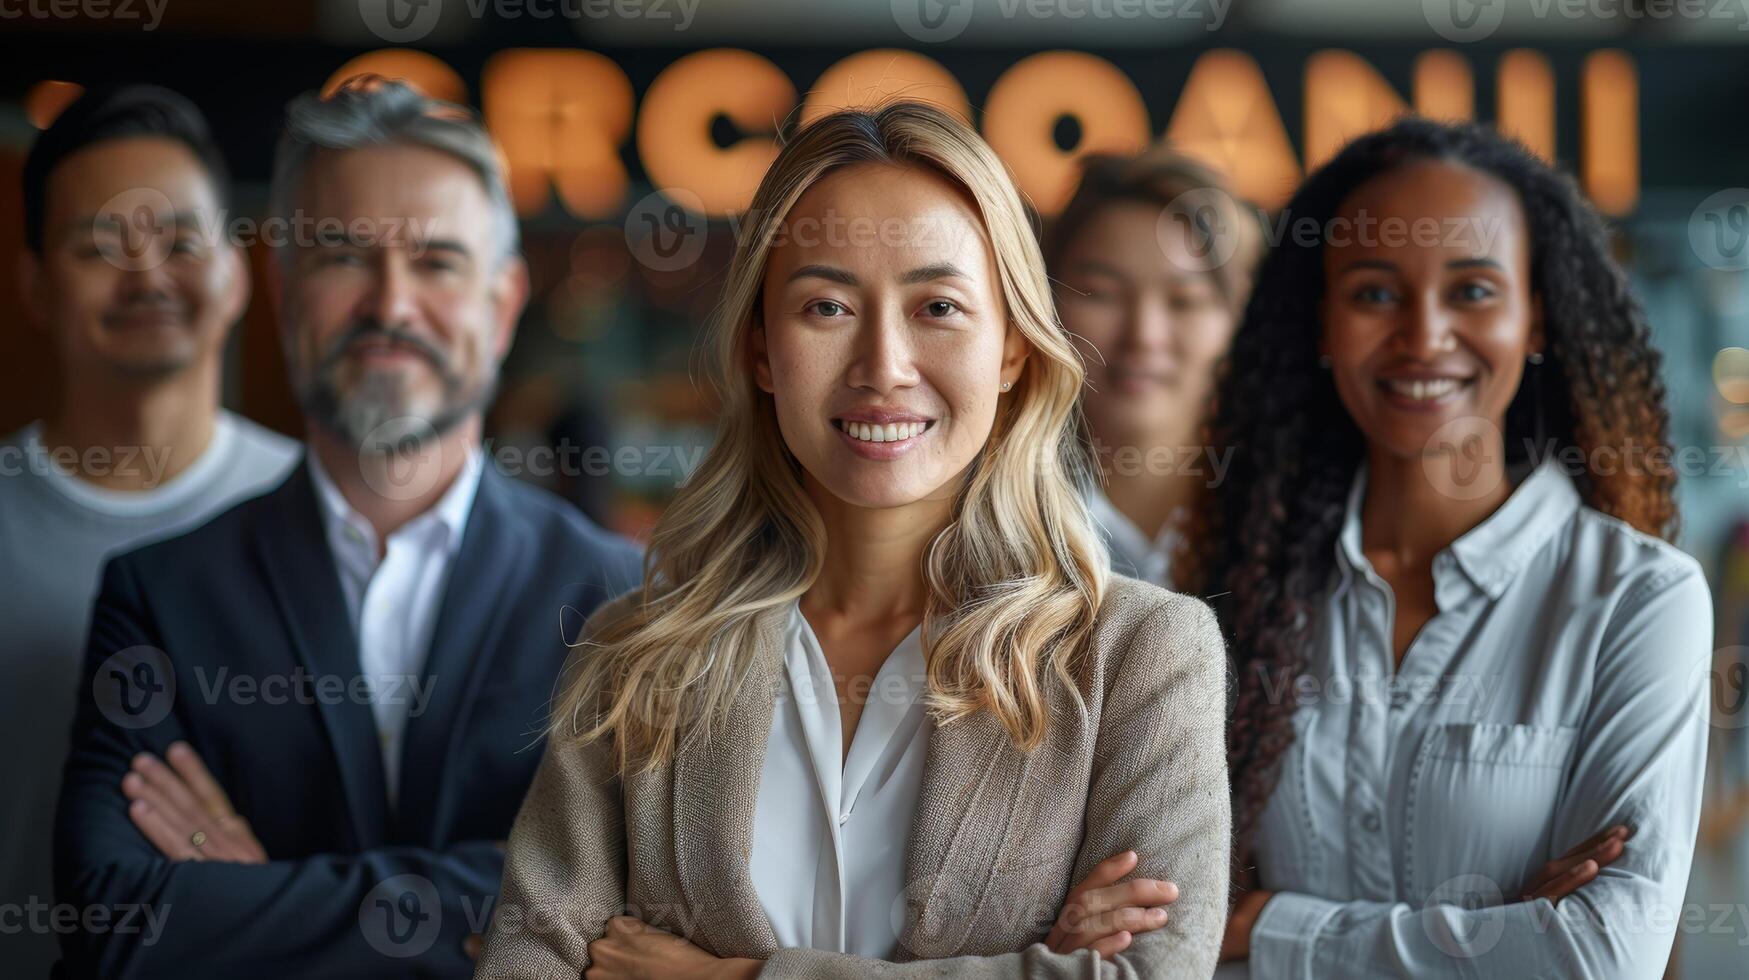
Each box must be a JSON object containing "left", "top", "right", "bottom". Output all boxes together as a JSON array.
[{"left": 326, "top": 45, "right": 1640, "bottom": 219}]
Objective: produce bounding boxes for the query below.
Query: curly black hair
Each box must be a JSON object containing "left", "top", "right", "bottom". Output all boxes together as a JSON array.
[{"left": 1196, "top": 116, "right": 1679, "bottom": 866}]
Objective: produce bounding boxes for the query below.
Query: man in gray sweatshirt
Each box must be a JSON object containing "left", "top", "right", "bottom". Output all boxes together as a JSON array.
[{"left": 0, "top": 85, "right": 297, "bottom": 977}]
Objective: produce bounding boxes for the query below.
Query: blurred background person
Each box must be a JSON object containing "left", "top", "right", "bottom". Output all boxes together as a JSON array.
[
  {"left": 0, "top": 85, "right": 296, "bottom": 980},
  {"left": 53, "top": 78, "right": 640, "bottom": 978},
  {"left": 1046, "top": 147, "right": 1260, "bottom": 589},
  {"left": 1203, "top": 117, "right": 1709, "bottom": 978}
]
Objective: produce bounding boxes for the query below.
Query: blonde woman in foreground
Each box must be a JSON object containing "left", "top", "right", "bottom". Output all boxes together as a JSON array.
[{"left": 475, "top": 102, "right": 1229, "bottom": 979}]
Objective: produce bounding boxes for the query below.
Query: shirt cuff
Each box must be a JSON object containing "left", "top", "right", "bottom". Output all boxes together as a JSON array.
[{"left": 1249, "top": 891, "right": 1342, "bottom": 980}]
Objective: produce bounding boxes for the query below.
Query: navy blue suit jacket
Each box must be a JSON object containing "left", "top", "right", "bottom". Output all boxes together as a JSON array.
[{"left": 54, "top": 459, "right": 642, "bottom": 979}]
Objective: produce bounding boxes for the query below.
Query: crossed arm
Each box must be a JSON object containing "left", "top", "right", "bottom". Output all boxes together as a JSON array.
[
  {"left": 476, "top": 593, "right": 1231, "bottom": 979},
  {"left": 53, "top": 556, "right": 503, "bottom": 980},
  {"left": 1232, "top": 566, "right": 1713, "bottom": 979}
]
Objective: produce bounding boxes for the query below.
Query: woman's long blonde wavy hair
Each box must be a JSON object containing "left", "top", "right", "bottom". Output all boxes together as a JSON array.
[{"left": 553, "top": 101, "right": 1110, "bottom": 775}]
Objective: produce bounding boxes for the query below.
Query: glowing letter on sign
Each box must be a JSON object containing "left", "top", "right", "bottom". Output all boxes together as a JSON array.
[
  {"left": 637, "top": 49, "right": 796, "bottom": 217},
  {"left": 1414, "top": 51, "right": 1473, "bottom": 123},
  {"left": 1304, "top": 51, "right": 1407, "bottom": 173},
  {"left": 483, "top": 50, "right": 633, "bottom": 219},
  {"left": 983, "top": 52, "right": 1150, "bottom": 216},
  {"left": 1583, "top": 50, "right": 1637, "bottom": 216},
  {"left": 1498, "top": 50, "right": 1554, "bottom": 163},
  {"left": 802, "top": 50, "right": 970, "bottom": 127},
  {"left": 323, "top": 50, "right": 467, "bottom": 104},
  {"left": 1164, "top": 50, "right": 1300, "bottom": 210}
]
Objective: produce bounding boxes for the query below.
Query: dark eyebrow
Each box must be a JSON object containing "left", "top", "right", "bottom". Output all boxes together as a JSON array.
[
  {"left": 309, "top": 234, "right": 474, "bottom": 254},
  {"left": 787, "top": 264, "right": 858, "bottom": 286},
  {"left": 1336, "top": 257, "right": 1505, "bottom": 276},
  {"left": 77, "top": 211, "right": 205, "bottom": 234},
  {"left": 900, "top": 262, "right": 969, "bottom": 285},
  {"left": 1065, "top": 259, "right": 1127, "bottom": 279},
  {"left": 1334, "top": 258, "right": 1398, "bottom": 275},
  {"left": 419, "top": 238, "right": 473, "bottom": 257}
]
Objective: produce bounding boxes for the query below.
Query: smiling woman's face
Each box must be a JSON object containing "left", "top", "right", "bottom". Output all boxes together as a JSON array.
[
  {"left": 753, "top": 162, "right": 1027, "bottom": 511},
  {"left": 1320, "top": 158, "right": 1542, "bottom": 461},
  {"left": 1055, "top": 201, "right": 1236, "bottom": 443}
]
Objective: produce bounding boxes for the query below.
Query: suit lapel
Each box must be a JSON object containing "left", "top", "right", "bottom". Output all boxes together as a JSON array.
[
  {"left": 253, "top": 461, "right": 391, "bottom": 849},
  {"left": 893, "top": 706, "right": 1014, "bottom": 960},
  {"left": 671, "top": 601, "right": 787, "bottom": 956},
  {"left": 396, "top": 465, "right": 519, "bottom": 843},
  {"left": 666, "top": 598, "right": 1019, "bottom": 960}
]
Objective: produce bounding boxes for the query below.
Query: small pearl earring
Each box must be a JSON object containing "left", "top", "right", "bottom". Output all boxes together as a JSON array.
[
  {"left": 1000, "top": 381, "right": 1012, "bottom": 391},
  {"left": 1528, "top": 352, "right": 1544, "bottom": 365}
]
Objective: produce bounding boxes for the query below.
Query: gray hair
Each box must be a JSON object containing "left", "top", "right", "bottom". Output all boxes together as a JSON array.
[{"left": 267, "top": 77, "right": 520, "bottom": 266}]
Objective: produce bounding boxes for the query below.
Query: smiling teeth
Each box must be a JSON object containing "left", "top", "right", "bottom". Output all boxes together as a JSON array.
[
  {"left": 1387, "top": 378, "right": 1462, "bottom": 401},
  {"left": 842, "top": 420, "right": 928, "bottom": 443}
]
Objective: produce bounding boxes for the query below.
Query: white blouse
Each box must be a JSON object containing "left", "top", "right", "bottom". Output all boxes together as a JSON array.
[{"left": 748, "top": 600, "right": 932, "bottom": 959}]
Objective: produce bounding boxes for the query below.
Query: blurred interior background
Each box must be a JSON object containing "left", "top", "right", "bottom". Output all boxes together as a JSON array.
[{"left": 2, "top": 1, "right": 1746, "bottom": 973}]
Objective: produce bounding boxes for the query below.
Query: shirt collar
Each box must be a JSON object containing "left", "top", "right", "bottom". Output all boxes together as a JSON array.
[
  {"left": 1335, "top": 454, "right": 1580, "bottom": 602},
  {"left": 22, "top": 412, "right": 241, "bottom": 517},
  {"left": 304, "top": 443, "right": 483, "bottom": 565},
  {"left": 1088, "top": 486, "right": 1184, "bottom": 572},
  {"left": 783, "top": 598, "right": 931, "bottom": 713},
  {"left": 1335, "top": 467, "right": 1370, "bottom": 595}
]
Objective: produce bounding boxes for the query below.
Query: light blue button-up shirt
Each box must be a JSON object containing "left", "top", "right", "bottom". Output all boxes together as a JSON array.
[{"left": 1246, "top": 456, "right": 1712, "bottom": 979}]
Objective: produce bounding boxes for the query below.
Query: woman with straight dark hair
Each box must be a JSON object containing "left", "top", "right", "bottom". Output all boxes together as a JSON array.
[
  {"left": 1201, "top": 117, "right": 1710, "bottom": 978},
  {"left": 1046, "top": 147, "right": 1260, "bottom": 590}
]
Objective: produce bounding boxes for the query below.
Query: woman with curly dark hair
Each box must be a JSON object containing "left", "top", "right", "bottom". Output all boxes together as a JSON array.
[{"left": 1202, "top": 117, "right": 1712, "bottom": 978}]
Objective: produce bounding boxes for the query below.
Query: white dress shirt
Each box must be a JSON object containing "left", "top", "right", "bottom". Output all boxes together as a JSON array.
[
  {"left": 1089, "top": 487, "right": 1184, "bottom": 588},
  {"left": 1246, "top": 456, "right": 1712, "bottom": 979},
  {"left": 748, "top": 600, "right": 932, "bottom": 959},
  {"left": 305, "top": 448, "right": 482, "bottom": 807}
]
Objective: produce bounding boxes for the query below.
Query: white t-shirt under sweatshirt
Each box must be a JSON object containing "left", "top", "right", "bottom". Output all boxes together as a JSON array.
[{"left": 0, "top": 411, "right": 297, "bottom": 978}]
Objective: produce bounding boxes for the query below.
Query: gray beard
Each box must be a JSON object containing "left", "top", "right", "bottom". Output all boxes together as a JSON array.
[{"left": 298, "top": 366, "right": 496, "bottom": 454}]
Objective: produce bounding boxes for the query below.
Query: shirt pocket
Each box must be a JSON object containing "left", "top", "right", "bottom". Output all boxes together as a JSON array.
[{"left": 1405, "top": 722, "right": 1578, "bottom": 902}]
